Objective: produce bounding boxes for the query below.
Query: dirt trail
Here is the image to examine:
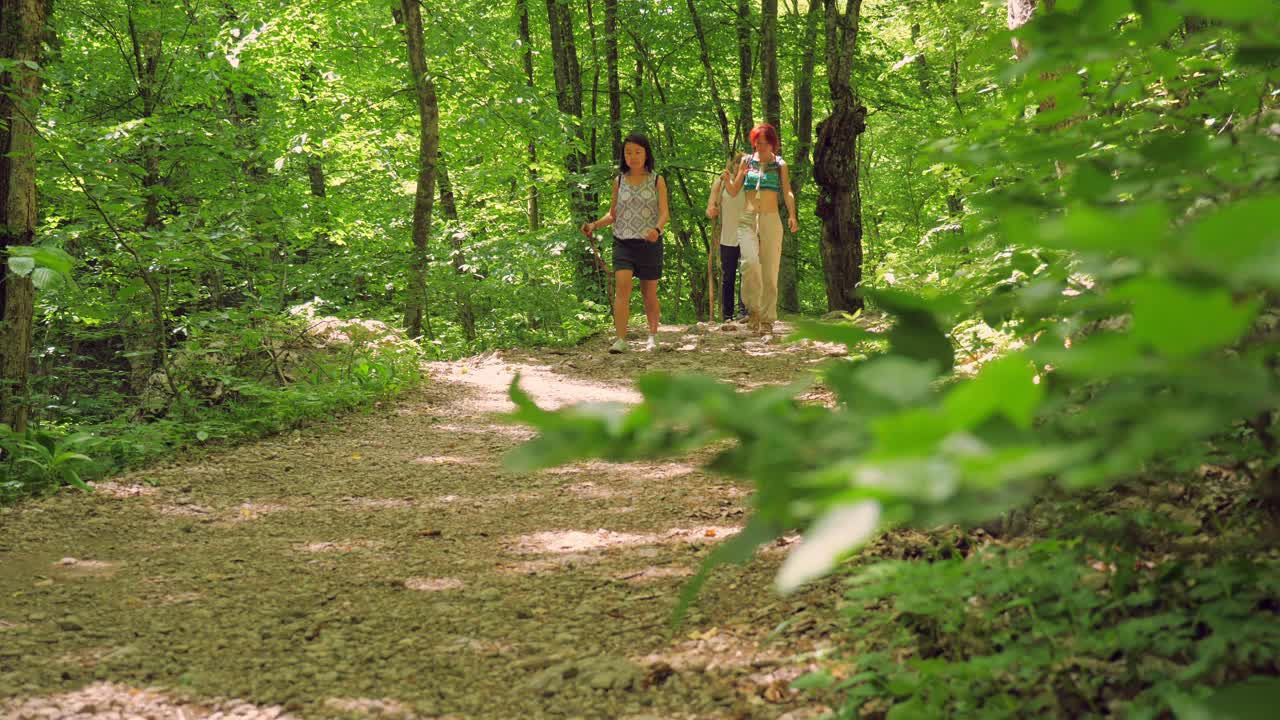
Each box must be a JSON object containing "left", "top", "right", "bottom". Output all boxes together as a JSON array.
[{"left": 0, "top": 322, "right": 853, "bottom": 720}]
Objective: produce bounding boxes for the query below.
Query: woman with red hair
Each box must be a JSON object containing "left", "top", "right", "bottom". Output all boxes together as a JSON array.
[{"left": 725, "top": 123, "right": 798, "bottom": 335}]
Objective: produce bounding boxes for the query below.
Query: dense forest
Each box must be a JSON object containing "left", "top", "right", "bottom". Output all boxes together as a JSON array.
[{"left": 2, "top": 0, "right": 1279, "bottom": 717}]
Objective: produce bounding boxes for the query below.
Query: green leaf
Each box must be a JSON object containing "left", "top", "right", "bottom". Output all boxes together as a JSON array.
[
  {"left": 791, "top": 319, "right": 878, "bottom": 350},
  {"left": 776, "top": 501, "right": 881, "bottom": 593},
  {"left": 944, "top": 354, "right": 1045, "bottom": 430},
  {"left": 30, "top": 267, "right": 62, "bottom": 290},
  {"left": 1176, "top": 0, "right": 1276, "bottom": 22},
  {"left": 1115, "top": 278, "right": 1261, "bottom": 357},
  {"left": 7, "top": 256, "right": 35, "bottom": 277},
  {"left": 1039, "top": 203, "right": 1170, "bottom": 258},
  {"left": 853, "top": 357, "right": 938, "bottom": 407},
  {"left": 790, "top": 670, "right": 835, "bottom": 690},
  {"left": 1180, "top": 195, "right": 1280, "bottom": 286}
]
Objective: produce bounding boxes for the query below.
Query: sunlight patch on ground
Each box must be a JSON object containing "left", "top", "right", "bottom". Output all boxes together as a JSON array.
[
  {"left": 448, "top": 634, "right": 518, "bottom": 656},
  {"left": 514, "top": 529, "right": 659, "bottom": 554},
  {"left": 404, "top": 576, "right": 465, "bottom": 592},
  {"left": 52, "top": 557, "right": 119, "bottom": 576},
  {"left": 0, "top": 682, "right": 296, "bottom": 719},
  {"left": 428, "top": 422, "right": 536, "bottom": 440},
  {"left": 564, "top": 481, "right": 616, "bottom": 499},
  {"left": 88, "top": 480, "right": 158, "bottom": 498},
  {"left": 324, "top": 697, "right": 415, "bottom": 717},
  {"left": 217, "top": 502, "right": 296, "bottom": 524},
  {"left": 428, "top": 353, "right": 641, "bottom": 413},
  {"left": 635, "top": 629, "right": 779, "bottom": 673},
  {"left": 411, "top": 454, "right": 485, "bottom": 466},
  {"left": 542, "top": 460, "right": 699, "bottom": 482}
]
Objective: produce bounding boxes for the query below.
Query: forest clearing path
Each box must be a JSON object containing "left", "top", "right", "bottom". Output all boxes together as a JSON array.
[{"left": 1, "top": 321, "right": 854, "bottom": 720}]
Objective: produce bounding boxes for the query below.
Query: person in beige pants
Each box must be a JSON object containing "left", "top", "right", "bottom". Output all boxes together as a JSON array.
[{"left": 724, "top": 123, "right": 798, "bottom": 335}]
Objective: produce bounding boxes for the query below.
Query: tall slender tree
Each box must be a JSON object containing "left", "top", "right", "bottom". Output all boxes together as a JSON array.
[
  {"left": 814, "top": 0, "right": 867, "bottom": 312},
  {"left": 735, "top": 0, "right": 753, "bottom": 146},
  {"left": 604, "top": 0, "right": 620, "bottom": 163},
  {"left": 546, "top": 0, "right": 603, "bottom": 301},
  {"left": 517, "top": 0, "right": 541, "bottom": 230},
  {"left": 0, "top": 0, "right": 46, "bottom": 432},
  {"left": 397, "top": 0, "right": 440, "bottom": 339},
  {"left": 686, "top": 0, "right": 730, "bottom": 156},
  {"left": 782, "top": 0, "right": 824, "bottom": 313}
]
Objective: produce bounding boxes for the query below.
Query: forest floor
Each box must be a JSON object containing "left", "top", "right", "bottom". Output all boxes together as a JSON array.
[{"left": 0, "top": 319, "right": 861, "bottom": 720}]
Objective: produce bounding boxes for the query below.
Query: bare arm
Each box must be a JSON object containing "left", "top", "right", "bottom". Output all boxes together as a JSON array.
[
  {"left": 780, "top": 164, "right": 798, "bottom": 232},
  {"left": 646, "top": 176, "right": 671, "bottom": 242},
  {"left": 581, "top": 179, "right": 619, "bottom": 236}
]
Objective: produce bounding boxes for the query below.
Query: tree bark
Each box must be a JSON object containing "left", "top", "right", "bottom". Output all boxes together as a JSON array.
[
  {"left": 546, "top": 0, "right": 604, "bottom": 302},
  {"left": 686, "top": 0, "right": 730, "bottom": 156},
  {"left": 397, "top": 0, "right": 440, "bottom": 340},
  {"left": 0, "top": 0, "right": 45, "bottom": 432},
  {"left": 604, "top": 0, "right": 621, "bottom": 163},
  {"left": 516, "top": 0, "right": 541, "bottom": 230},
  {"left": 735, "top": 0, "right": 753, "bottom": 147},
  {"left": 781, "top": 0, "right": 823, "bottom": 314},
  {"left": 437, "top": 157, "right": 475, "bottom": 342},
  {"left": 761, "top": 0, "right": 780, "bottom": 130},
  {"left": 814, "top": 0, "right": 866, "bottom": 312}
]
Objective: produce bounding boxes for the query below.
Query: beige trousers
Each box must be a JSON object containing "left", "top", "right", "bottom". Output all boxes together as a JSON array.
[{"left": 738, "top": 211, "right": 783, "bottom": 323}]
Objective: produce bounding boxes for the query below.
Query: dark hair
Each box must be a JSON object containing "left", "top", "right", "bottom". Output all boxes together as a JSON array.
[
  {"left": 749, "top": 123, "right": 781, "bottom": 154},
  {"left": 619, "top": 132, "right": 655, "bottom": 174}
]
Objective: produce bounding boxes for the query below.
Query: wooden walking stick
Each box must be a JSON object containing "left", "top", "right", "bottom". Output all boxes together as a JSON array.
[
  {"left": 708, "top": 217, "right": 719, "bottom": 321},
  {"left": 584, "top": 226, "right": 613, "bottom": 318}
]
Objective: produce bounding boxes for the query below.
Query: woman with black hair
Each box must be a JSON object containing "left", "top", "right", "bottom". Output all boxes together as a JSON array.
[{"left": 581, "top": 133, "right": 670, "bottom": 353}]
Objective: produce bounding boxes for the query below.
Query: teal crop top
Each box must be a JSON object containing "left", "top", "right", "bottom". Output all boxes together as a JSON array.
[{"left": 745, "top": 155, "right": 784, "bottom": 192}]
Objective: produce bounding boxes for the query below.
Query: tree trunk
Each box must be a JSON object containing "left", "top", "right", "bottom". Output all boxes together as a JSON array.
[
  {"left": 397, "top": 0, "right": 440, "bottom": 340},
  {"left": 0, "top": 0, "right": 45, "bottom": 432},
  {"left": 761, "top": 0, "right": 780, "bottom": 129},
  {"left": 686, "top": 0, "right": 730, "bottom": 156},
  {"left": 516, "top": 0, "right": 541, "bottom": 230},
  {"left": 604, "top": 0, "right": 621, "bottom": 163},
  {"left": 814, "top": 0, "right": 866, "bottom": 312},
  {"left": 437, "top": 158, "right": 475, "bottom": 342},
  {"left": 781, "top": 0, "right": 823, "bottom": 314},
  {"left": 761, "top": 0, "right": 793, "bottom": 310},
  {"left": 546, "top": 0, "right": 604, "bottom": 302},
  {"left": 735, "top": 0, "right": 753, "bottom": 147}
]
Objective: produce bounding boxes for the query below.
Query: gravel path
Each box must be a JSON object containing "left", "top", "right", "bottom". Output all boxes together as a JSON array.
[{"left": 1, "top": 322, "right": 852, "bottom": 719}]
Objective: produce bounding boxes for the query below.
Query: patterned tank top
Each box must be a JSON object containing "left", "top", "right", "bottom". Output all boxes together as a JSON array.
[
  {"left": 613, "top": 172, "right": 660, "bottom": 240},
  {"left": 745, "top": 155, "right": 785, "bottom": 193}
]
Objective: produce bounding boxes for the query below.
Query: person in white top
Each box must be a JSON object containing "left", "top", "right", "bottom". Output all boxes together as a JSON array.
[{"left": 705, "top": 151, "right": 747, "bottom": 322}]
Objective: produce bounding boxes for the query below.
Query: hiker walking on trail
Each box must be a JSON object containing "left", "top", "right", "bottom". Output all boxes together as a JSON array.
[
  {"left": 706, "top": 151, "right": 748, "bottom": 323},
  {"left": 581, "top": 133, "right": 670, "bottom": 353},
  {"left": 724, "top": 124, "right": 798, "bottom": 335}
]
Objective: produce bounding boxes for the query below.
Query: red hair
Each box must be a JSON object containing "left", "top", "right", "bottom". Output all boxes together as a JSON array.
[{"left": 749, "top": 123, "right": 780, "bottom": 153}]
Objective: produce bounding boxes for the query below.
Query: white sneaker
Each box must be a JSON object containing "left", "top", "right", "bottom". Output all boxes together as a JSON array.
[
  {"left": 608, "top": 338, "right": 628, "bottom": 354},
  {"left": 645, "top": 335, "right": 658, "bottom": 352}
]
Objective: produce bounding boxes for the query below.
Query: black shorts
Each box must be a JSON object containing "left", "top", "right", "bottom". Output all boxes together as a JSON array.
[{"left": 612, "top": 236, "right": 664, "bottom": 280}]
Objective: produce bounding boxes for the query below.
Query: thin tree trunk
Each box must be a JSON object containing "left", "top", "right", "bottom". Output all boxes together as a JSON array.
[
  {"left": 397, "top": 0, "right": 440, "bottom": 340},
  {"left": 546, "top": 0, "right": 604, "bottom": 302},
  {"left": 437, "top": 157, "right": 475, "bottom": 342},
  {"left": 0, "top": 0, "right": 46, "bottom": 432},
  {"left": 127, "top": 4, "right": 174, "bottom": 387},
  {"left": 586, "top": 0, "right": 599, "bottom": 167},
  {"left": 735, "top": 0, "right": 754, "bottom": 147},
  {"left": 781, "top": 0, "right": 823, "bottom": 314},
  {"left": 686, "top": 0, "right": 730, "bottom": 156},
  {"left": 604, "top": 0, "right": 621, "bottom": 163},
  {"left": 516, "top": 0, "right": 541, "bottom": 230},
  {"left": 814, "top": 0, "right": 866, "bottom": 312},
  {"left": 761, "top": 0, "right": 780, "bottom": 129}
]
